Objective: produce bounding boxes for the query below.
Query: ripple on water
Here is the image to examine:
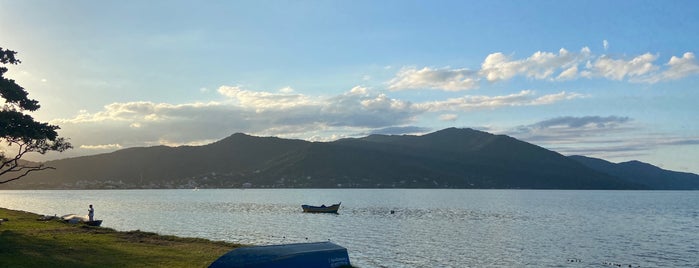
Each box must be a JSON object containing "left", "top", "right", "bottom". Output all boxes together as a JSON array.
[{"left": 2, "top": 189, "right": 698, "bottom": 268}]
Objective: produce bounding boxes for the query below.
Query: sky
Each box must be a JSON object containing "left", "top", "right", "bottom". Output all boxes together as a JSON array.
[{"left": 1, "top": 0, "right": 698, "bottom": 174}]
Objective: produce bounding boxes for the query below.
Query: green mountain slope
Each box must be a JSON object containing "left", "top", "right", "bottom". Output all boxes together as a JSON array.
[
  {"left": 7, "top": 128, "right": 652, "bottom": 189},
  {"left": 570, "top": 155, "right": 699, "bottom": 190}
]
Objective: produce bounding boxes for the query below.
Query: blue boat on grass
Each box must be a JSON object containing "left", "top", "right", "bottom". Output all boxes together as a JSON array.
[{"left": 208, "top": 241, "right": 351, "bottom": 268}]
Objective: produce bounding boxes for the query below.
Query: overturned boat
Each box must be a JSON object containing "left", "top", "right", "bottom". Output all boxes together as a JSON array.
[
  {"left": 302, "top": 202, "right": 341, "bottom": 213},
  {"left": 209, "top": 241, "right": 351, "bottom": 268}
]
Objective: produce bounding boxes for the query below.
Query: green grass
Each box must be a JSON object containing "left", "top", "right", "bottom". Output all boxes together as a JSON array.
[{"left": 0, "top": 208, "right": 243, "bottom": 268}]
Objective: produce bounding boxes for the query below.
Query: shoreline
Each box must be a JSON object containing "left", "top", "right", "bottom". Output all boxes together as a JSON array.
[{"left": 0, "top": 207, "right": 243, "bottom": 267}]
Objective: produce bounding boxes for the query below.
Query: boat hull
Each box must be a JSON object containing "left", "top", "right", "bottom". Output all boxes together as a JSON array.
[
  {"left": 85, "top": 220, "right": 103, "bottom": 226},
  {"left": 209, "top": 241, "right": 351, "bottom": 268},
  {"left": 302, "top": 203, "right": 341, "bottom": 213},
  {"left": 60, "top": 214, "right": 102, "bottom": 226}
]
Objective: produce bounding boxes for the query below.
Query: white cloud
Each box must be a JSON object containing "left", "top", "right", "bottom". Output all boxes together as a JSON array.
[
  {"left": 480, "top": 52, "right": 515, "bottom": 82},
  {"left": 608, "top": 52, "right": 699, "bottom": 84},
  {"left": 587, "top": 53, "right": 659, "bottom": 80},
  {"left": 156, "top": 138, "right": 215, "bottom": 147},
  {"left": 321, "top": 88, "right": 419, "bottom": 128},
  {"left": 581, "top": 46, "right": 591, "bottom": 56},
  {"left": 388, "top": 47, "right": 698, "bottom": 89},
  {"left": 388, "top": 67, "right": 479, "bottom": 91},
  {"left": 439, "top": 114, "right": 458, "bottom": 121},
  {"left": 641, "top": 52, "right": 699, "bottom": 83},
  {"left": 603, "top": 40, "right": 609, "bottom": 51},
  {"left": 54, "top": 101, "right": 221, "bottom": 124},
  {"left": 218, "top": 85, "right": 316, "bottom": 111},
  {"left": 416, "top": 90, "right": 583, "bottom": 111},
  {"left": 368, "top": 126, "right": 431, "bottom": 136},
  {"left": 278, "top": 86, "right": 295, "bottom": 93},
  {"left": 530, "top": 91, "right": 585, "bottom": 105},
  {"left": 80, "top": 144, "right": 123, "bottom": 150},
  {"left": 557, "top": 65, "right": 578, "bottom": 80},
  {"left": 348, "top": 86, "right": 368, "bottom": 95},
  {"left": 480, "top": 48, "right": 582, "bottom": 82},
  {"left": 525, "top": 116, "right": 631, "bottom": 130}
]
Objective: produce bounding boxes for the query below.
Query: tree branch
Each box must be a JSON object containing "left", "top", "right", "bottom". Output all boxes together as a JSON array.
[
  {"left": 0, "top": 165, "right": 55, "bottom": 184},
  {"left": 0, "top": 139, "right": 57, "bottom": 184}
]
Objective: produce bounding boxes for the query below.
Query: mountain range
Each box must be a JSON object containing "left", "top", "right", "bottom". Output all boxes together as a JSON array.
[{"left": 5, "top": 128, "right": 699, "bottom": 190}]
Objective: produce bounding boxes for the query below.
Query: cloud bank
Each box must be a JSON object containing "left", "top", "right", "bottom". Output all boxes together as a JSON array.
[
  {"left": 49, "top": 84, "right": 581, "bottom": 157},
  {"left": 388, "top": 48, "right": 699, "bottom": 91},
  {"left": 416, "top": 90, "right": 583, "bottom": 111},
  {"left": 388, "top": 67, "right": 479, "bottom": 91},
  {"left": 508, "top": 116, "right": 699, "bottom": 160}
]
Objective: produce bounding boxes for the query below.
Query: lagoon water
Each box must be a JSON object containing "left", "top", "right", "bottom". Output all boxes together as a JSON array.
[{"left": 1, "top": 189, "right": 698, "bottom": 267}]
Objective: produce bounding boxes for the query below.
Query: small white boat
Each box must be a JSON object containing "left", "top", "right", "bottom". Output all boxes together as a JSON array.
[{"left": 60, "top": 214, "right": 102, "bottom": 226}]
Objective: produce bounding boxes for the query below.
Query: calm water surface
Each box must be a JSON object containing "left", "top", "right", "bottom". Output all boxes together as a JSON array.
[{"left": 1, "top": 189, "right": 697, "bottom": 267}]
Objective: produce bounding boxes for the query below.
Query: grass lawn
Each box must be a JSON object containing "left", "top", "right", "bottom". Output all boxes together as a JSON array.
[{"left": 0, "top": 207, "right": 243, "bottom": 268}]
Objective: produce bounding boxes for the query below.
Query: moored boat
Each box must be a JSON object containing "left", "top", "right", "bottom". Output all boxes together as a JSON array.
[
  {"left": 302, "top": 202, "right": 341, "bottom": 213},
  {"left": 85, "top": 220, "right": 103, "bottom": 226},
  {"left": 61, "top": 213, "right": 88, "bottom": 223},
  {"left": 60, "top": 214, "right": 102, "bottom": 226}
]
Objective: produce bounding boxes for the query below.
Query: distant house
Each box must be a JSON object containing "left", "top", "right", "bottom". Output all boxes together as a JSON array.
[{"left": 242, "top": 182, "right": 252, "bottom": 188}]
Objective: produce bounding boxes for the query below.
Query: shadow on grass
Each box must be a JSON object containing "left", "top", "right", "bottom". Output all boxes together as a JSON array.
[
  {"left": 0, "top": 225, "right": 236, "bottom": 268},
  {"left": 0, "top": 208, "right": 237, "bottom": 267},
  {"left": 1, "top": 229, "right": 131, "bottom": 268}
]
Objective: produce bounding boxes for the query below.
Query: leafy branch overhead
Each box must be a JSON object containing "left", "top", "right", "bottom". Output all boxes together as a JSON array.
[{"left": 0, "top": 47, "right": 72, "bottom": 184}]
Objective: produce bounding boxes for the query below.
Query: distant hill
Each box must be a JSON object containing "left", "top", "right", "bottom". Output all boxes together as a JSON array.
[
  {"left": 3, "top": 127, "right": 677, "bottom": 190},
  {"left": 569, "top": 155, "right": 699, "bottom": 190}
]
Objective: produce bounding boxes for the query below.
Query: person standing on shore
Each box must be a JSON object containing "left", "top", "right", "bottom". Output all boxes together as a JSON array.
[{"left": 88, "top": 204, "right": 94, "bottom": 221}]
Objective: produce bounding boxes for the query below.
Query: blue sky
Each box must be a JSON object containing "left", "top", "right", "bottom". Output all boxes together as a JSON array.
[{"left": 2, "top": 0, "right": 698, "bottom": 173}]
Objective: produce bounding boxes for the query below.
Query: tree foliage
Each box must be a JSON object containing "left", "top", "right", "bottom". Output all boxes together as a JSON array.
[{"left": 1, "top": 47, "right": 72, "bottom": 184}]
